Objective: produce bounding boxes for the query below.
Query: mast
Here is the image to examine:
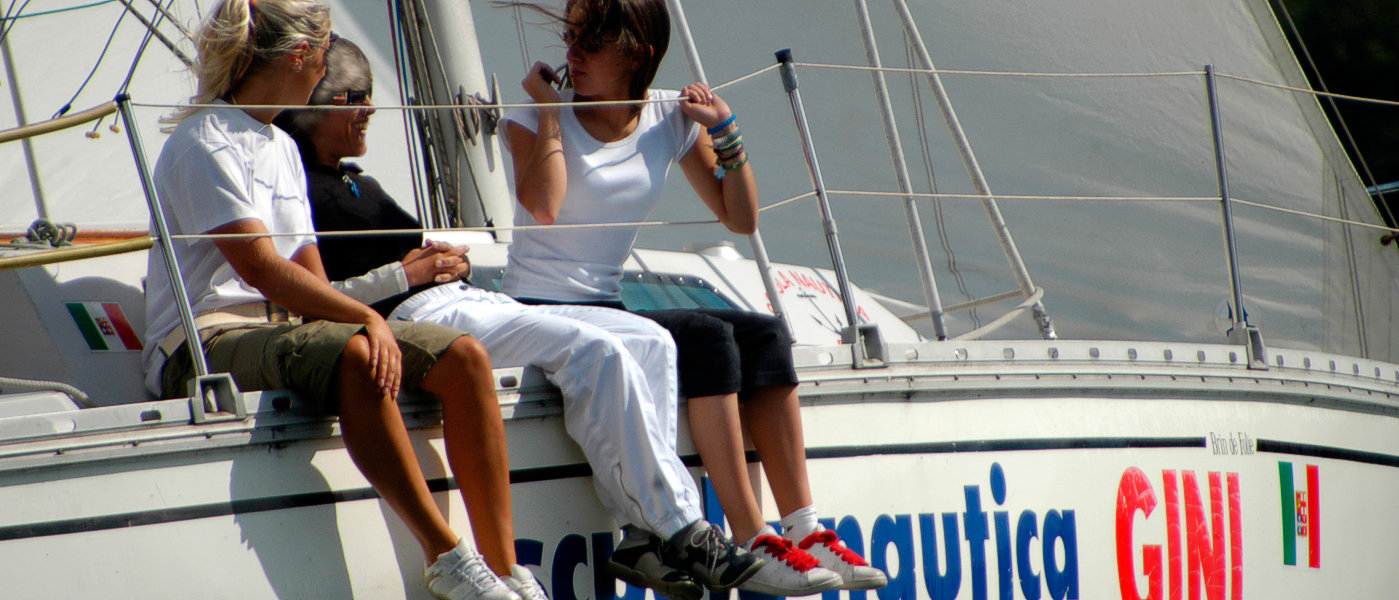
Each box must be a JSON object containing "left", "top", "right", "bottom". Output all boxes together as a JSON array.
[{"left": 395, "top": 0, "right": 514, "bottom": 237}]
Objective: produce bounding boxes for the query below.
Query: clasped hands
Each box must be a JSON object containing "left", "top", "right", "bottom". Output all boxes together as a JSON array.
[{"left": 401, "top": 241, "right": 471, "bottom": 286}]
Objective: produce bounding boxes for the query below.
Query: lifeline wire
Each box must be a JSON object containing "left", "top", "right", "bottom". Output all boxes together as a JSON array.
[{"left": 119, "top": 60, "right": 1399, "bottom": 239}]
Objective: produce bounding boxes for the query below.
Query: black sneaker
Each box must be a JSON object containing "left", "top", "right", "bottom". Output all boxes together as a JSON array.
[
  {"left": 606, "top": 527, "right": 705, "bottom": 600},
  {"left": 661, "top": 521, "right": 764, "bottom": 592}
]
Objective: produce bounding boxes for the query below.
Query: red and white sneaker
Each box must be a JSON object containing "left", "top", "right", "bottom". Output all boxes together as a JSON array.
[
  {"left": 739, "top": 532, "right": 843, "bottom": 596},
  {"left": 797, "top": 530, "right": 888, "bottom": 591}
]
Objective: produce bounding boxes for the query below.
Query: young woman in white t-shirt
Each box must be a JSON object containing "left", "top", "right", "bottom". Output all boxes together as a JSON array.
[{"left": 500, "top": 0, "right": 887, "bottom": 595}]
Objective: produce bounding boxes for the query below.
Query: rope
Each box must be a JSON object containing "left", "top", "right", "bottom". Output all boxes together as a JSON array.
[
  {"left": 1232, "top": 198, "right": 1399, "bottom": 234},
  {"left": 793, "top": 62, "right": 1202, "bottom": 79},
  {"left": 5, "top": 219, "right": 78, "bottom": 249},
  {"left": 0, "top": 377, "right": 91, "bottom": 407},
  {"left": 1215, "top": 72, "right": 1399, "bottom": 109},
  {"left": 827, "top": 189, "right": 1220, "bottom": 203},
  {"left": 0, "top": 0, "right": 118, "bottom": 21},
  {"left": 0, "top": 237, "right": 154, "bottom": 270}
]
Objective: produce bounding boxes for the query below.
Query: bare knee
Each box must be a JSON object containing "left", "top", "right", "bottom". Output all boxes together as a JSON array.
[
  {"left": 423, "top": 335, "right": 494, "bottom": 394},
  {"left": 335, "top": 334, "right": 386, "bottom": 409},
  {"left": 338, "top": 334, "right": 374, "bottom": 379},
  {"left": 446, "top": 335, "right": 492, "bottom": 374}
]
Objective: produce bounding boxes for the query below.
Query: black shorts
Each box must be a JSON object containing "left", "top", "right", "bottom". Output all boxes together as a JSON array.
[{"left": 514, "top": 299, "right": 799, "bottom": 400}]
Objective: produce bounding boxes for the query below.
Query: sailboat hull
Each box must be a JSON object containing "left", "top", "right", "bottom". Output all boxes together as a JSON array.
[{"left": 1, "top": 339, "right": 1395, "bottom": 599}]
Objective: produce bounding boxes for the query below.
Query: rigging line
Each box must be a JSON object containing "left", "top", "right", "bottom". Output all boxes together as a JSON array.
[
  {"left": 141, "top": 0, "right": 189, "bottom": 41},
  {"left": 160, "top": 192, "right": 813, "bottom": 241},
  {"left": 833, "top": 189, "right": 1399, "bottom": 233},
  {"left": 413, "top": 0, "right": 482, "bottom": 227},
  {"left": 131, "top": 96, "right": 694, "bottom": 111},
  {"left": 51, "top": 3, "right": 128, "bottom": 119},
  {"left": 904, "top": 33, "right": 978, "bottom": 328},
  {"left": 117, "top": 0, "right": 182, "bottom": 98},
  {"left": 0, "top": 0, "right": 33, "bottom": 45},
  {"left": 387, "top": 0, "right": 430, "bottom": 226},
  {"left": 710, "top": 63, "right": 780, "bottom": 92},
  {"left": 164, "top": 217, "right": 728, "bottom": 240},
  {"left": 1269, "top": 0, "right": 1395, "bottom": 228},
  {"left": 1216, "top": 72, "right": 1399, "bottom": 109},
  {"left": 511, "top": 3, "right": 530, "bottom": 73},
  {"left": 827, "top": 189, "right": 1219, "bottom": 202},
  {"left": 113, "top": 0, "right": 192, "bottom": 70},
  {"left": 0, "top": 0, "right": 116, "bottom": 21},
  {"left": 794, "top": 62, "right": 1202, "bottom": 79},
  {"left": 1231, "top": 197, "right": 1399, "bottom": 235}
]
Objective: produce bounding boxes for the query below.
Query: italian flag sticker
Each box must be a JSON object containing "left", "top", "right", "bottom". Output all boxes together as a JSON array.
[
  {"left": 1278, "top": 461, "right": 1319, "bottom": 568},
  {"left": 66, "top": 302, "right": 143, "bottom": 352}
]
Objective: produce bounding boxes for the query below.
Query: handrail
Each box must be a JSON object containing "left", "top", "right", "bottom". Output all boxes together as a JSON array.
[
  {"left": 0, "top": 101, "right": 117, "bottom": 145},
  {"left": 0, "top": 237, "right": 153, "bottom": 271},
  {"left": 852, "top": 0, "right": 947, "bottom": 340},
  {"left": 950, "top": 287, "right": 1046, "bottom": 341},
  {"left": 663, "top": 0, "right": 794, "bottom": 341}
]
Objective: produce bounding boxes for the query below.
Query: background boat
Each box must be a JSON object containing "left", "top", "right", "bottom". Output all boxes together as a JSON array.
[{"left": 1, "top": 0, "right": 1398, "bottom": 598}]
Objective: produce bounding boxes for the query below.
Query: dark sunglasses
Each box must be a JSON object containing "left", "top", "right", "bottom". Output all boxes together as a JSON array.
[{"left": 332, "top": 89, "right": 372, "bottom": 105}]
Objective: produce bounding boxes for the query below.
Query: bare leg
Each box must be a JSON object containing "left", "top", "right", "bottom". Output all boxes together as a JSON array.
[
  {"left": 740, "top": 384, "right": 813, "bottom": 517},
  {"left": 688, "top": 392, "right": 765, "bottom": 542},
  {"left": 335, "top": 334, "right": 458, "bottom": 563},
  {"left": 419, "top": 336, "right": 517, "bottom": 576}
]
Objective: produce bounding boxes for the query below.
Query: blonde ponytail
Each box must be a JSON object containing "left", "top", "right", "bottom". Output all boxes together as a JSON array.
[{"left": 163, "top": 0, "right": 330, "bottom": 128}]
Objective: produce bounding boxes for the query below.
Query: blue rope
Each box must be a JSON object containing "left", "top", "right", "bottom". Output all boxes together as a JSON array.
[
  {"left": 0, "top": 0, "right": 118, "bottom": 22},
  {"left": 52, "top": 6, "right": 128, "bottom": 118}
]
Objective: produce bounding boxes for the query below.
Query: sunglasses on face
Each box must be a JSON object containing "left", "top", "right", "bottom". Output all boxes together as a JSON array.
[{"left": 332, "top": 89, "right": 372, "bottom": 105}]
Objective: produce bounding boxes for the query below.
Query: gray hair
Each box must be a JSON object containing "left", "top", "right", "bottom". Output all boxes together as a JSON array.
[{"left": 284, "top": 35, "right": 373, "bottom": 134}]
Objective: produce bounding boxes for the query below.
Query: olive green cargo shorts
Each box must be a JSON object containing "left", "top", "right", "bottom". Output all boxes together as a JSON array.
[{"left": 160, "top": 320, "right": 467, "bottom": 413}]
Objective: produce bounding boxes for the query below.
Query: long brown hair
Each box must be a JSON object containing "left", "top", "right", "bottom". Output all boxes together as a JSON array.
[{"left": 498, "top": 0, "right": 670, "bottom": 100}]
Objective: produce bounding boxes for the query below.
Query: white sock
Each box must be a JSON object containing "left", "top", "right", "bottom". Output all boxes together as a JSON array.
[
  {"left": 780, "top": 505, "right": 822, "bottom": 542},
  {"left": 741, "top": 524, "right": 779, "bottom": 550}
]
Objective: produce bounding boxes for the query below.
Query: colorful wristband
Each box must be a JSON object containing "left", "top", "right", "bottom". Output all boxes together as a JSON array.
[{"left": 707, "top": 114, "right": 737, "bottom": 135}]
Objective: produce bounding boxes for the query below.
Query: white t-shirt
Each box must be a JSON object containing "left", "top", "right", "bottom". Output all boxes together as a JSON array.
[
  {"left": 501, "top": 89, "right": 699, "bottom": 302},
  {"left": 142, "top": 102, "right": 315, "bottom": 394}
]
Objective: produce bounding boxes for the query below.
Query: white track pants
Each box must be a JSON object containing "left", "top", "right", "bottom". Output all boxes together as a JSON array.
[{"left": 390, "top": 284, "right": 701, "bottom": 537}]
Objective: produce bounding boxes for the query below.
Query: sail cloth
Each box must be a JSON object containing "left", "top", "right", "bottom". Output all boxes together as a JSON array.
[
  {"left": 0, "top": 0, "right": 419, "bottom": 233},
  {"left": 476, "top": 0, "right": 1399, "bottom": 359},
  {"left": 4, "top": 0, "right": 1397, "bottom": 359}
]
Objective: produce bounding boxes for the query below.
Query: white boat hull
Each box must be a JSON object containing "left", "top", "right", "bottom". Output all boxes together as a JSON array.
[{"left": 2, "top": 340, "right": 1395, "bottom": 599}]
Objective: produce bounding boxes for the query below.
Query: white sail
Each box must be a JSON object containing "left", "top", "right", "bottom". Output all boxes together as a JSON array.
[{"left": 473, "top": 0, "right": 1399, "bottom": 358}]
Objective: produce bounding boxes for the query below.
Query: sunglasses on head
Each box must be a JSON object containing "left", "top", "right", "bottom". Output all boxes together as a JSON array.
[{"left": 311, "top": 31, "right": 339, "bottom": 52}]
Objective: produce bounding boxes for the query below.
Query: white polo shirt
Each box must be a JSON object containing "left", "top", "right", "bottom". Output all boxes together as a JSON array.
[{"left": 141, "top": 101, "right": 315, "bottom": 395}]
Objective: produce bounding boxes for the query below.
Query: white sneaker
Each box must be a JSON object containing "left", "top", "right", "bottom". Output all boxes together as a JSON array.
[
  {"left": 425, "top": 540, "right": 523, "bottom": 600},
  {"left": 738, "top": 530, "right": 842, "bottom": 596},
  {"left": 795, "top": 529, "right": 888, "bottom": 590},
  {"left": 503, "top": 564, "right": 550, "bottom": 600}
]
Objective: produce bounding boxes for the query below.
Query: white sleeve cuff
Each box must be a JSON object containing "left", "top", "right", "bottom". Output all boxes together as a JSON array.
[{"left": 331, "top": 262, "right": 410, "bottom": 305}]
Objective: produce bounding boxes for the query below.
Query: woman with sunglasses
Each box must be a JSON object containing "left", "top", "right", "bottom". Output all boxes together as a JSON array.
[
  {"left": 498, "top": 0, "right": 888, "bottom": 596},
  {"left": 145, "top": 3, "right": 537, "bottom": 599}
]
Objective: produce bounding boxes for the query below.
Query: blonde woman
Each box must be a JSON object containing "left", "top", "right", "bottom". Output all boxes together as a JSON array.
[{"left": 142, "top": 2, "right": 542, "bottom": 599}]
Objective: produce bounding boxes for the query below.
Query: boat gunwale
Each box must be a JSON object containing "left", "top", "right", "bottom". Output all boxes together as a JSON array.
[{"left": 0, "top": 339, "right": 1394, "bottom": 477}]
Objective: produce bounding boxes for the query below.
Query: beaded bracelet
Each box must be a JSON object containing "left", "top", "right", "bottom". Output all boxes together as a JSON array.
[
  {"left": 713, "top": 152, "right": 749, "bottom": 180},
  {"left": 707, "top": 114, "right": 737, "bottom": 135},
  {"left": 712, "top": 129, "right": 742, "bottom": 149},
  {"left": 714, "top": 134, "right": 743, "bottom": 155}
]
